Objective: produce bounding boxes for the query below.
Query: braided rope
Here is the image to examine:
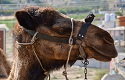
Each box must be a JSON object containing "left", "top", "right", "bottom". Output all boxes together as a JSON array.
[{"left": 63, "top": 18, "right": 74, "bottom": 80}]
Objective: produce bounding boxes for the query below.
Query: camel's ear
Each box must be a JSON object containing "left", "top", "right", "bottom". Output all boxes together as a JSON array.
[{"left": 15, "top": 11, "right": 36, "bottom": 30}]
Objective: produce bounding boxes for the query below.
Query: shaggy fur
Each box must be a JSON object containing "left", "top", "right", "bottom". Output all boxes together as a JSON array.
[
  {"left": 0, "top": 48, "right": 11, "bottom": 79},
  {"left": 0, "top": 6, "right": 117, "bottom": 80}
]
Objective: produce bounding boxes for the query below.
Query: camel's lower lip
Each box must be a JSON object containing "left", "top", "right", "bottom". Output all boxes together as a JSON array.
[
  {"left": 94, "top": 52, "right": 112, "bottom": 62},
  {"left": 101, "top": 54, "right": 112, "bottom": 61},
  {"left": 77, "top": 52, "right": 112, "bottom": 61},
  {"left": 92, "top": 46, "right": 115, "bottom": 61},
  {"left": 92, "top": 46, "right": 118, "bottom": 59},
  {"left": 77, "top": 53, "right": 112, "bottom": 62}
]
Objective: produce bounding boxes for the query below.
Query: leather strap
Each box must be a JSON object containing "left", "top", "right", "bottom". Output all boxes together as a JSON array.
[
  {"left": 77, "top": 23, "right": 91, "bottom": 40},
  {"left": 24, "top": 23, "right": 91, "bottom": 44},
  {"left": 25, "top": 29, "right": 71, "bottom": 44}
]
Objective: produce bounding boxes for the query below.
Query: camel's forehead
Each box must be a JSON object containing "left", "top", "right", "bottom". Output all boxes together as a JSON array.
[
  {"left": 24, "top": 6, "right": 47, "bottom": 11},
  {"left": 23, "top": 6, "right": 55, "bottom": 13}
]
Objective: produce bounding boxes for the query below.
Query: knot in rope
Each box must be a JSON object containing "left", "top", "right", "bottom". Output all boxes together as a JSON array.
[
  {"left": 62, "top": 71, "right": 67, "bottom": 76},
  {"left": 63, "top": 71, "right": 69, "bottom": 80}
]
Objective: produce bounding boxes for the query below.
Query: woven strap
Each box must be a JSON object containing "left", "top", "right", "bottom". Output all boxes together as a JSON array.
[{"left": 25, "top": 29, "right": 70, "bottom": 44}]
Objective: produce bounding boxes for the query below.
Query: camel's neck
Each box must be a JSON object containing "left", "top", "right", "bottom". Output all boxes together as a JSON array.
[
  {"left": 7, "top": 59, "right": 75, "bottom": 80},
  {"left": 7, "top": 45, "right": 76, "bottom": 80},
  {"left": 28, "top": 63, "right": 46, "bottom": 80}
]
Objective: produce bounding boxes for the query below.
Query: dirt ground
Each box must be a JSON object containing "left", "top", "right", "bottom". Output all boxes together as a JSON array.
[
  {"left": 6, "top": 32, "right": 13, "bottom": 62},
  {"left": 50, "top": 66, "right": 97, "bottom": 80},
  {"left": 0, "top": 16, "right": 14, "bottom": 20}
]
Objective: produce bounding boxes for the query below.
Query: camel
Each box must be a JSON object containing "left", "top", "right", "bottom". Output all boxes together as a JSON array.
[
  {"left": 1, "top": 6, "right": 117, "bottom": 80},
  {"left": 0, "top": 48, "right": 11, "bottom": 79}
]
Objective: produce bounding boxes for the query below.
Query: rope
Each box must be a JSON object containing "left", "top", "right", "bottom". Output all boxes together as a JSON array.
[
  {"left": 63, "top": 45, "right": 73, "bottom": 80},
  {"left": 32, "top": 45, "right": 46, "bottom": 71},
  {"left": 83, "top": 59, "right": 89, "bottom": 80},
  {"left": 16, "top": 31, "right": 38, "bottom": 45},
  {"left": 66, "top": 18, "right": 74, "bottom": 68},
  {"left": 63, "top": 18, "right": 74, "bottom": 80},
  {"left": 16, "top": 31, "right": 50, "bottom": 80},
  {"left": 32, "top": 45, "right": 50, "bottom": 80},
  {"left": 68, "top": 18, "right": 74, "bottom": 45}
]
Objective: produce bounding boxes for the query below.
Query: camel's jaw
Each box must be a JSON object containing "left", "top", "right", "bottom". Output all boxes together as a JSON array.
[
  {"left": 91, "top": 45, "right": 118, "bottom": 62},
  {"left": 83, "top": 47, "right": 114, "bottom": 62},
  {"left": 82, "top": 25, "right": 118, "bottom": 62},
  {"left": 90, "top": 37, "right": 118, "bottom": 62}
]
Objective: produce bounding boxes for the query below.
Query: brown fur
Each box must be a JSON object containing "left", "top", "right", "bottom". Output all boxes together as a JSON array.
[
  {"left": 0, "top": 48, "right": 11, "bottom": 79},
  {"left": 1, "top": 6, "right": 117, "bottom": 80}
]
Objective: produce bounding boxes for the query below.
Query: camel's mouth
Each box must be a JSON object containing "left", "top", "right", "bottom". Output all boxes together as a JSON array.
[
  {"left": 94, "top": 51, "right": 112, "bottom": 62},
  {"left": 92, "top": 45, "right": 118, "bottom": 62}
]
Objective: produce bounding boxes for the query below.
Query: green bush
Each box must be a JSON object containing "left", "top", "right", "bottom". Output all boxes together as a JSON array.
[
  {"left": 2, "top": 0, "right": 14, "bottom": 4},
  {"left": 68, "top": 13, "right": 87, "bottom": 19},
  {"left": 56, "top": 7, "right": 93, "bottom": 14},
  {"left": 93, "top": 69, "right": 109, "bottom": 80},
  {"left": 68, "top": 13, "right": 104, "bottom": 19},
  {"left": 0, "top": 10, "right": 15, "bottom": 16},
  {"left": 0, "top": 19, "right": 16, "bottom": 29}
]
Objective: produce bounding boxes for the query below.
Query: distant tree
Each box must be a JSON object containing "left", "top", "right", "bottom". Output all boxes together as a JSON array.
[
  {"left": 27, "top": 0, "right": 30, "bottom": 3},
  {"left": 0, "top": 0, "right": 1, "bottom": 4},
  {"left": 35, "top": 0, "right": 41, "bottom": 3},
  {"left": 27, "top": 0, "right": 41, "bottom": 3},
  {"left": 1, "top": 0, "right": 13, "bottom": 4}
]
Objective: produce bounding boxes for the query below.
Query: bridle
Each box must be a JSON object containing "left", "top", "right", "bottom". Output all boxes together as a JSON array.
[{"left": 16, "top": 18, "right": 92, "bottom": 80}]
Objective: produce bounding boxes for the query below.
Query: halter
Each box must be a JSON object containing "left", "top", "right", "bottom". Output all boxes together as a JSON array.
[{"left": 16, "top": 16, "right": 93, "bottom": 80}]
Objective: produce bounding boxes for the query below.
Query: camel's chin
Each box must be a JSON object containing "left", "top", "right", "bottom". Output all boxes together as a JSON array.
[
  {"left": 91, "top": 46, "right": 117, "bottom": 62},
  {"left": 92, "top": 49, "right": 112, "bottom": 62},
  {"left": 77, "top": 55, "right": 112, "bottom": 62},
  {"left": 93, "top": 55, "right": 112, "bottom": 62}
]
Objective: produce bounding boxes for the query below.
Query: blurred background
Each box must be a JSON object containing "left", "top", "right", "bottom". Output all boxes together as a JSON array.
[{"left": 0, "top": 0, "right": 125, "bottom": 80}]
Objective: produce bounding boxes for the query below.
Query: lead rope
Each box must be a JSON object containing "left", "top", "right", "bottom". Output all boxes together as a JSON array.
[
  {"left": 32, "top": 45, "right": 50, "bottom": 80},
  {"left": 83, "top": 59, "right": 89, "bottom": 80},
  {"left": 79, "top": 45, "right": 89, "bottom": 80},
  {"left": 16, "top": 31, "right": 50, "bottom": 80},
  {"left": 16, "top": 31, "right": 38, "bottom": 45},
  {"left": 78, "top": 43, "right": 89, "bottom": 80},
  {"left": 76, "top": 30, "right": 89, "bottom": 80},
  {"left": 63, "top": 18, "right": 74, "bottom": 80}
]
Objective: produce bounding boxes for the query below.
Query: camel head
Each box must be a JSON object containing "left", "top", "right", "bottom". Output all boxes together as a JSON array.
[{"left": 14, "top": 6, "right": 117, "bottom": 62}]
